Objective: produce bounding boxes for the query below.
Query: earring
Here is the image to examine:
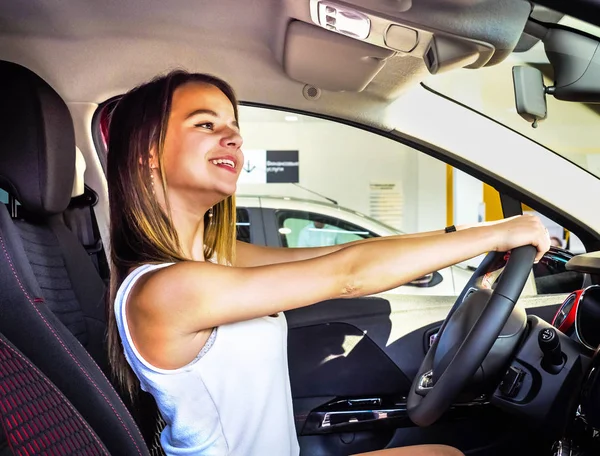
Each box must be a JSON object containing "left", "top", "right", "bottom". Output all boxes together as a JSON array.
[
  {"left": 208, "top": 207, "right": 214, "bottom": 219},
  {"left": 150, "top": 169, "right": 156, "bottom": 196}
]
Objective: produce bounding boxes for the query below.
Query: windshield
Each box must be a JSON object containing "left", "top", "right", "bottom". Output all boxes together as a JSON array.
[{"left": 424, "top": 15, "right": 600, "bottom": 178}]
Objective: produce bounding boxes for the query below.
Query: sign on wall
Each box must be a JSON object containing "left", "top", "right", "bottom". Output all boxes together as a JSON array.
[
  {"left": 238, "top": 150, "right": 299, "bottom": 184},
  {"left": 369, "top": 182, "right": 404, "bottom": 230}
]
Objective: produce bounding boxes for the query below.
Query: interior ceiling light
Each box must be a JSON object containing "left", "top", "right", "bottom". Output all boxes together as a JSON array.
[
  {"left": 285, "top": 115, "right": 299, "bottom": 121},
  {"left": 310, "top": 0, "right": 371, "bottom": 40}
]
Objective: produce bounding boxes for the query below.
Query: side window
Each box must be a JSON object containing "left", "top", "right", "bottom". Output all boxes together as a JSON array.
[
  {"left": 276, "top": 211, "right": 377, "bottom": 248},
  {"left": 236, "top": 208, "right": 251, "bottom": 243},
  {"left": 532, "top": 253, "right": 584, "bottom": 295},
  {"left": 0, "top": 189, "right": 7, "bottom": 204},
  {"left": 92, "top": 101, "right": 588, "bottom": 299}
]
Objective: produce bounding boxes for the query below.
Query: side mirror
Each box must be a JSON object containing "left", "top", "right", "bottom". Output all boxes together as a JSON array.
[{"left": 408, "top": 271, "right": 443, "bottom": 288}]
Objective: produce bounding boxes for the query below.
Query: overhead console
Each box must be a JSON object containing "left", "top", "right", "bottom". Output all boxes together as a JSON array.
[{"left": 283, "top": 0, "right": 496, "bottom": 91}]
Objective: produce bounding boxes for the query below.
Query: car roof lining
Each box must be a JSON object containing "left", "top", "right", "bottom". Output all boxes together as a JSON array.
[{"left": 0, "top": 0, "right": 531, "bottom": 124}]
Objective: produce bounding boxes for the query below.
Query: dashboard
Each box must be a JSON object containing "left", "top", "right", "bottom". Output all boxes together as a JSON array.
[
  {"left": 552, "top": 289, "right": 583, "bottom": 334},
  {"left": 552, "top": 252, "right": 600, "bottom": 351}
]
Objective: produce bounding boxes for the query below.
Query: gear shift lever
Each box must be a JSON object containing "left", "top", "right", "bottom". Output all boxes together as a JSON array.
[{"left": 538, "top": 328, "right": 564, "bottom": 374}]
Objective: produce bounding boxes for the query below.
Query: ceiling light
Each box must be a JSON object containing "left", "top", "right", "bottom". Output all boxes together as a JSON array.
[
  {"left": 310, "top": 1, "right": 371, "bottom": 40},
  {"left": 285, "top": 115, "right": 299, "bottom": 122}
]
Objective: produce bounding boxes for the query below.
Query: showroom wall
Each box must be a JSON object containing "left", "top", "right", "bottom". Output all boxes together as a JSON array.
[{"left": 237, "top": 115, "right": 447, "bottom": 233}]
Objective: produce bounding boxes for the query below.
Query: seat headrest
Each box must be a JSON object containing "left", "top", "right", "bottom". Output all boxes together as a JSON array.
[{"left": 0, "top": 61, "right": 75, "bottom": 215}]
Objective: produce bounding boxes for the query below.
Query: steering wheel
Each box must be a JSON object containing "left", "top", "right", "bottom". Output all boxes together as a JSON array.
[{"left": 407, "top": 245, "right": 537, "bottom": 426}]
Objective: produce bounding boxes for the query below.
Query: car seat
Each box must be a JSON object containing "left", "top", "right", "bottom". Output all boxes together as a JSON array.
[{"left": 0, "top": 60, "right": 151, "bottom": 455}]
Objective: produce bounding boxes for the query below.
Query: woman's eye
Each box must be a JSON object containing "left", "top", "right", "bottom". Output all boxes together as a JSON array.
[{"left": 195, "top": 122, "right": 214, "bottom": 130}]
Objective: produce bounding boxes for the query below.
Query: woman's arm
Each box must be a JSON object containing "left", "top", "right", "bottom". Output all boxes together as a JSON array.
[
  {"left": 134, "top": 214, "right": 548, "bottom": 335},
  {"left": 235, "top": 222, "right": 477, "bottom": 267}
]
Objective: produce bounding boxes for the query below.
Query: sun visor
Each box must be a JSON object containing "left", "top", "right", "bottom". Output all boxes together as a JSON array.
[{"left": 283, "top": 20, "right": 394, "bottom": 92}]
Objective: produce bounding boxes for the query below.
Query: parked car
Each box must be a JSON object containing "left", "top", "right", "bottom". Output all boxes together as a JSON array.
[{"left": 236, "top": 195, "right": 473, "bottom": 295}]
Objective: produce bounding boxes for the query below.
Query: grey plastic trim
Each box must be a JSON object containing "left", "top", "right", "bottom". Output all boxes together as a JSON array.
[
  {"left": 566, "top": 251, "right": 600, "bottom": 274},
  {"left": 284, "top": 20, "right": 393, "bottom": 91}
]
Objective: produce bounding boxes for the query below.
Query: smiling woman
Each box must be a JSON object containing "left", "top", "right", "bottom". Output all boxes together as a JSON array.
[
  {"left": 4, "top": 0, "right": 600, "bottom": 455},
  {"left": 103, "top": 68, "right": 550, "bottom": 456}
]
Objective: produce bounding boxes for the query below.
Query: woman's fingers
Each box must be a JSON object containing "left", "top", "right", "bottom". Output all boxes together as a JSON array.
[{"left": 493, "top": 214, "right": 550, "bottom": 261}]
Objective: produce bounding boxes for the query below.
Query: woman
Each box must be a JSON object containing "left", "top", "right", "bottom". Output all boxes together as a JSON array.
[{"left": 106, "top": 70, "right": 550, "bottom": 455}]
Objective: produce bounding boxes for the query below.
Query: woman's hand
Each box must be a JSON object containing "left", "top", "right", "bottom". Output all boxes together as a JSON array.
[{"left": 488, "top": 214, "right": 551, "bottom": 262}]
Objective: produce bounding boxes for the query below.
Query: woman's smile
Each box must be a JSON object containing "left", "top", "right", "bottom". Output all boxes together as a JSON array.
[{"left": 209, "top": 154, "right": 238, "bottom": 174}]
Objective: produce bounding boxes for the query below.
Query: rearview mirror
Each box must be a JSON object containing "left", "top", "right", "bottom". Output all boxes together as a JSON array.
[
  {"left": 512, "top": 24, "right": 600, "bottom": 127},
  {"left": 512, "top": 66, "right": 547, "bottom": 128}
]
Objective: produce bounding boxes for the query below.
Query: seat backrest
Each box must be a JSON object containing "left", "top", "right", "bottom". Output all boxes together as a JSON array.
[{"left": 0, "top": 60, "right": 150, "bottom": 456}]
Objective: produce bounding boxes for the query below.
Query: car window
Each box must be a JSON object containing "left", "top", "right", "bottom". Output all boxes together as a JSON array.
[
  {"left": 236, "top": 208, "right": 251, "bottom": 243},
  {"left": 276, "top": 210, "right": 377, "bottom": 248},
  {"left": 93, "top": 102, "right": 587, "bottom": 297},
  {"left": 0, "top": 189, "right": 7, "bottom": 204}
]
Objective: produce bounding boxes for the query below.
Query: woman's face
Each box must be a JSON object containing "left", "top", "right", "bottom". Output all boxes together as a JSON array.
[{"left": 160, "top": 82, "right": 243, "bottom": 210}]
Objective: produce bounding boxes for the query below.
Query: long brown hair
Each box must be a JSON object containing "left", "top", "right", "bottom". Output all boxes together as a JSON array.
[{"left": 106, "top": 70, "right": 239, "bottom": 398}]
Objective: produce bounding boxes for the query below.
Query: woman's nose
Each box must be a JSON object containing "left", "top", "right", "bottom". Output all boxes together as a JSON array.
[{"left": 221, "top": 128, "right": 243, "bottom": 149}]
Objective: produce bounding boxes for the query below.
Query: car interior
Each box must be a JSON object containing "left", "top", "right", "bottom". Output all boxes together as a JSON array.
[{"left": 1, "top": 0, "right": 600, "bottom": 455}]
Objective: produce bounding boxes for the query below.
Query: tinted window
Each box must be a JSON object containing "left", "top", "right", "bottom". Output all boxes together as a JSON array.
[
  {"left": 276, "top": 210, "right": 376, "bottom": 248},
  {"left": 236, "top": 208, "right": 251, "bottom": 243},
  {"left": 533, "top": 250, "right": 585, "bottom": 295}
]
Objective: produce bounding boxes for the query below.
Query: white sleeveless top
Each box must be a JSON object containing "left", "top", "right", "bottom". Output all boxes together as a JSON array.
[{"left": 114, "top": 263, "right": 300, "bottom": 455}]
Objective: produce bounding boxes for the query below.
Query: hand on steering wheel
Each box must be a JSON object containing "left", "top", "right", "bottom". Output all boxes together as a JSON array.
[{"left": 407, "top": 244, "right": 538, "bottom": 426}]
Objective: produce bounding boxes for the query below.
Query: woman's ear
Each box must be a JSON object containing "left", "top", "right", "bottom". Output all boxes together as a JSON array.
[{"left": 139, "top": 148, "right": 158, "bottom": 169}]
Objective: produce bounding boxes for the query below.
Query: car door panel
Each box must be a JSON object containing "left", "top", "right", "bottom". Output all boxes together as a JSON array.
[
  {"left": 288, "top": 321, "right": 412, "bottom": 399},
  {"left": 286, "top": 295, "right": 565, "bottom": 455},
  {"left": 286, "top": 295, "right": 459, "bottom": 381},
  {"left": 286, "top": 294, "right": 567, "bottom": 377}
]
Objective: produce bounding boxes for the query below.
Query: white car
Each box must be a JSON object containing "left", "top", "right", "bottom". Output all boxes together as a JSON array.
[{"left": 236, "top": 195, "right": 473, "bottom": 296}]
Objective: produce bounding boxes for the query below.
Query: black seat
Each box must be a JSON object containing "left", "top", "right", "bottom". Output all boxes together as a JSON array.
[
  {"left": 0, "top": 60, "right": 150, "bottom": 455},
  {"left": 0, "top": 330, "right": 110, "bottom": 455}
]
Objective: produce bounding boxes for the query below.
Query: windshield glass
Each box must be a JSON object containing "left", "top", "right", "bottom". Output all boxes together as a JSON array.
[{"left": 424, "top": 14, "right": 600, "bottom": 178}]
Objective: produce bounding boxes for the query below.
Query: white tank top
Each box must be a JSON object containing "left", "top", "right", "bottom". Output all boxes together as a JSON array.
[{"left": 114, "top": 263, "right": 300, "bottom": 455}]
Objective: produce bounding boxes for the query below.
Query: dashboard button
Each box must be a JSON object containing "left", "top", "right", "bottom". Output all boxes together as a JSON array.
[{"left": 499, "top": 366, "right": 525, "bottom": 398}]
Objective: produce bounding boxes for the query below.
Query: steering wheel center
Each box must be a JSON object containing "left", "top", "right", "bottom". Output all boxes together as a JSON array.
[{"left": 408, "top": 246, "right": 536, "bottom": 426}]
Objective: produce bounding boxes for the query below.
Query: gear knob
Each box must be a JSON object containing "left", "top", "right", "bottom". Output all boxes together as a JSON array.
[{"left": 538, "top": 328, "right": 564, "bottom": 373}]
